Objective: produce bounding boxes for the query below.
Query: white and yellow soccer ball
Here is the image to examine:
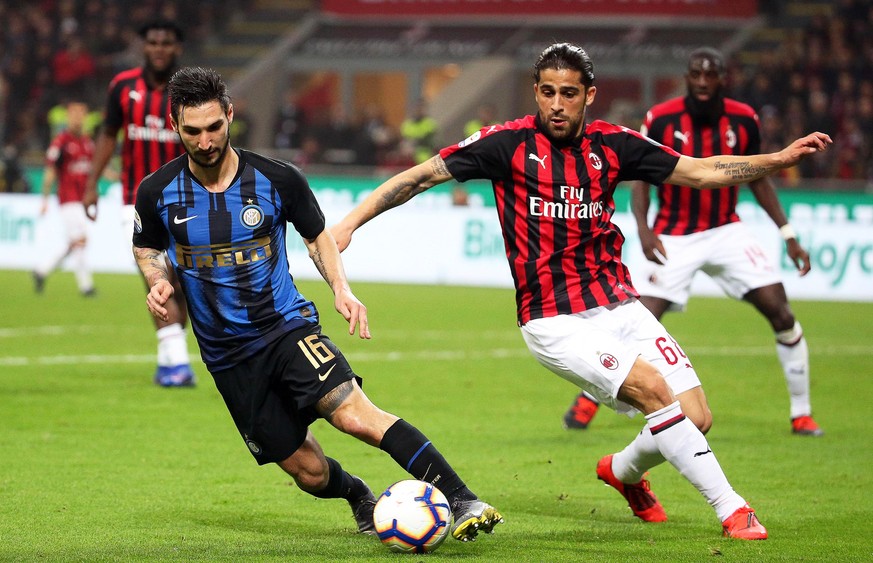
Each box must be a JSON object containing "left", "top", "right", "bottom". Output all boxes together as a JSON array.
[{"left": 373, "top": 479, "right": 452, "bottom": 554}]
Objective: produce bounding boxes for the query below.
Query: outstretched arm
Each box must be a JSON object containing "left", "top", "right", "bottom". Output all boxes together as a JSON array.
[
  {"left": 304, "top": 228, "right": 370, "bottom": 339},
  {"left": 749, "top": 176, "right": 811, "bottom": 275},
  {"left": 133, "top": 245, "right": 174, "bottom": 322},
  {"left": 666, "top": 132, "right": 832, "bottom": 190},
  {"left": 331, "top": 155, "right": 454, "bottom": 251}
]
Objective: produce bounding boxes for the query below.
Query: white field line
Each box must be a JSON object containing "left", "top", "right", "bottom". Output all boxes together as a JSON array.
[{"left": 1, "top": 345, "right": 871, "bottom": 367}]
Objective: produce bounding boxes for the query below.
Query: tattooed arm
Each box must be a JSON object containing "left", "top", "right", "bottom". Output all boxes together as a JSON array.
[
  {"left": 667, "top": 131, "right": 832, "bottom": 190},
  {"left": 133, "top": 245, "right": 174, "bottom": 322},
  {"left": 330, "top": 155, "right": 454, "bottom": 252},
  {"left": 304, "top": 229, "right": 370, "bottom": 339}
]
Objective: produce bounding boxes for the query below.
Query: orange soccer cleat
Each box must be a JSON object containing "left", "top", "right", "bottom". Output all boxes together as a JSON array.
[
  {"left": 563, "top": 393, "right": 600, "bottom": 429},
  {"left": 791, "top": 415, "right": 824, "bottom": 436},
  {"left": 722, "top": 504, "right": 768, "bottom": 540},
  {"left": 596, "top": 454, "right": 667, "bottom": 522}
]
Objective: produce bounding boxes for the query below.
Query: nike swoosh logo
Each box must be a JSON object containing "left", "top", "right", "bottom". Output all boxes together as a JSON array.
[
  {"left": 173, "top": 215, "right": 198, "bottom": 225},
  {"left": 318, "top": 364, "right": 336, "bottom": 381}
]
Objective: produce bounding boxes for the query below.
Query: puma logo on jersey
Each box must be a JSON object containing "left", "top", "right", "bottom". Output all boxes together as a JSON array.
[
  {"left": 318, "top": 364, "right": 336, "bottom": 381},
  {"left": 486, "top": 125, "right": 498, "bottom": 134},
  {"left": 173, "top": 214, "right": 198, "bottom": 225},
  {"left": 528, "top": 153, "right": 548, "bottom": 169},
  {"left": 674, "top": 130, "right": 689, "bottom": 144},
  {"left": 129, "top": 91, "right": 142, "bottom": 102}
]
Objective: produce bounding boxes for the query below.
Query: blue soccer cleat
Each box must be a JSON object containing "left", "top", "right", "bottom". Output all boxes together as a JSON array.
[{"left": 154, "top": 364, "right": 196, "bottom": 387}]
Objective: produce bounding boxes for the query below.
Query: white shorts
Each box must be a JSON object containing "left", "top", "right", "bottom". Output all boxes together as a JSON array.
[
  {"left": 634, "top": 221, "right": 782, "bottom": 311},
  {"left": 60, "top": 202, "right": 89, "bottom": 242},
  {"left": 521, "top": 299, "right": 701, "bottom": 417}
]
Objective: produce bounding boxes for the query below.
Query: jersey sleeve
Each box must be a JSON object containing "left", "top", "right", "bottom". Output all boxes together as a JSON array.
[
  {"left": 612, "top": 128, "right": 681, "bottom": 185},
  {"left": 132, "top": 178, "right": 168, "bottom": 251},
  {"left": 276, "top": 163, "right": 326, "bottom": 240},
  {"left": 103, "top": 78, "right": 125, "bottom": 131},
  {"left": 439, "top": 127, "right": 512, "bottom": 182}
]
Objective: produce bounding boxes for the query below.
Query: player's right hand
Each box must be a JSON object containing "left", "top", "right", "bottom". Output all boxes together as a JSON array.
[
  {"left": 146, "top": 279, "right": 174, "bottom": 322},
  {"left": 639, "top": 228, "right": 667, "bottom": 264},
  {"left": 82, "top": 181, "right": 99, "bottom": 220}
]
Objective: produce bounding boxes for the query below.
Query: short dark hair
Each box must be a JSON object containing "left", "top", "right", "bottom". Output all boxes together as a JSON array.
[
  {"left": 533, "top": 43, "right": 595, "bottom": 88},
  {"left": 138, "top": 19, "right": 184, "bottom": 43},
  {"left": 167, "top": 67, "right": 231, "bottom": 122},
  {"left": 687, "top": 47, "right": 725, "bottom": 75}
]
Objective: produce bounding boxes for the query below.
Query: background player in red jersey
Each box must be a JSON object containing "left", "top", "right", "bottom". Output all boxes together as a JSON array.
[
  {"left": 563, "top": 48, "right": 823, "bottom": 437},
  {"left": 82, "top": 20, "right": 194, "bottom": 387},
  {"left": 332, "top": 43, "right": 831, "bottom": 539},
  {"left": 34, "top": 100, "right": 96, "bottom": 297}
]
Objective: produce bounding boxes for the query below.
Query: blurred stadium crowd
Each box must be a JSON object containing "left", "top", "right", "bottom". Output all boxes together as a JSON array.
[
  {"left": 724, "top": 0, "right": 873, "bottom": 183},
  {"left": 1, "top": 0, "right": 872, "bottom": 192}
]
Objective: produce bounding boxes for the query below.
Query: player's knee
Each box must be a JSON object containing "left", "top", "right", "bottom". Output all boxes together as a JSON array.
[{"left": 619, "top": 366, "right": 675, "bottom": 414}]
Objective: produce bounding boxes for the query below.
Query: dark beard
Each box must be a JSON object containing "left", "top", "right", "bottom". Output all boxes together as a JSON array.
[{"left": 685, "top": 93, "right": 724, "bottom": 126}]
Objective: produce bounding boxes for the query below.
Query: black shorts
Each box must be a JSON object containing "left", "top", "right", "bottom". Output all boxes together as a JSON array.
[{"left": 211, "top": 323, "right": 361, "bottom": 465}]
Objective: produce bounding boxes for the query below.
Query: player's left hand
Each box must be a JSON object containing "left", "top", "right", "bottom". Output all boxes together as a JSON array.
[
  {"left": 786, "top": 238, "right": 811, "bottom": 276},
  {"left": 335, "top": 288, "right": 371, "bottom": 339}
]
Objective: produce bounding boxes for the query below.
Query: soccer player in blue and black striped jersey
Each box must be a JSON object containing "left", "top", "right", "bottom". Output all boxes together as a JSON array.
[
  {"left": 132, "top": 66, "right": 502, "bottom": 542},
  {"left": 332, "top": 43, "right": 832, "bottom": 540}
]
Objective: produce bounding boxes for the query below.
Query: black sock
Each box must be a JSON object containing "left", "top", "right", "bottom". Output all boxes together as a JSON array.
[
  {"left": 380, "top": 419, "right": 476, "bottom": 507},
  {"left": 310, "top": 457, "right": 361, "bottom": 500}
]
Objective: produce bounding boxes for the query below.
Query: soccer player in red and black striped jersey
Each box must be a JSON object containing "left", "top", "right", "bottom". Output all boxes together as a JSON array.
[
  {"left": 333, "top": 43, "right": 831, "bottom": 540},
  {"left": 564, "top": 48, "right": 823, "bottom": 437},
  {"left": 83, "top": 20, "right": 194, "bottom": 387}
]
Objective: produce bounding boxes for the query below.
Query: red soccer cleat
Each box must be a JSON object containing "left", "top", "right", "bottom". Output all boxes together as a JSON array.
[
  {"left": 563, "top": 393, "right": 600, "bottom": 429},
  {"left": 596, "top": 454, "right": 667, "bottom": 522},
  {"left": 722, "top": 504, "right": 768, "bottom": 540},
  {"left": 791, "top": 415, "right": 824, "bottom": 436}
]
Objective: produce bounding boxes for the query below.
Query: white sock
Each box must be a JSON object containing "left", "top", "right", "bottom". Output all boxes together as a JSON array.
[
  {"left": 71, "top": 246, "right": 93, "bottom": 292},
  {"left": 646, "top": 401, "right": 746, "bottom": 522},
  {"left": 612, "top": 427, "right": 665, "bottom": 483},
  {"left": 156, "top": 323, "right": 190, "bottom": 367},
  {"left": 776, "top": 322, "right": 811, "bottom": 419}
]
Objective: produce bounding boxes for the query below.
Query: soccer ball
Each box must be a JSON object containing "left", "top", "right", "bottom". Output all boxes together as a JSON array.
[{"left": 373, "top": 479, "right": 452, "bottom": 554}]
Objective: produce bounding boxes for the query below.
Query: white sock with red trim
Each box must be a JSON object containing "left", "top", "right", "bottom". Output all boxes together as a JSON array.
[
  {"left": 647, "top": 401, "right": 745, "bottom": 521},
  {"left": 775, "top": 322, "right": 812, "bottom": 419}
]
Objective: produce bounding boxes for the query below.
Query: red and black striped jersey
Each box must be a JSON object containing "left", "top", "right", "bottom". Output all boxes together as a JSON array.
[
  {"left": 640, "top": 96, "right": 761, "bottom": 235},
  {"left": 45, "top": 130, "right": 94, "bottom": 204},
  {"left": 103, "top": 67, "right": 183, "bottom": 205},
  {"left": 440, "top": 115, "right": 680, "bottom": 324}
]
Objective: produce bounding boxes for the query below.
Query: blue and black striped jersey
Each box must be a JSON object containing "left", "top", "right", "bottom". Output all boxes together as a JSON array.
[{"left": 133, "top": 149, "right": 325, "bottom": 371}]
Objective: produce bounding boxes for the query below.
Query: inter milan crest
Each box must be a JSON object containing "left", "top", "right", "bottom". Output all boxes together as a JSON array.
[{"left": 239, "top": 203, "right": 265, "bottom": 229}]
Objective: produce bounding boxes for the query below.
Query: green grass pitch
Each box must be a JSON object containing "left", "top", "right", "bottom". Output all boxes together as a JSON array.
[{"left": 1, "top": 269, "right": 871, "bottom": 562}]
